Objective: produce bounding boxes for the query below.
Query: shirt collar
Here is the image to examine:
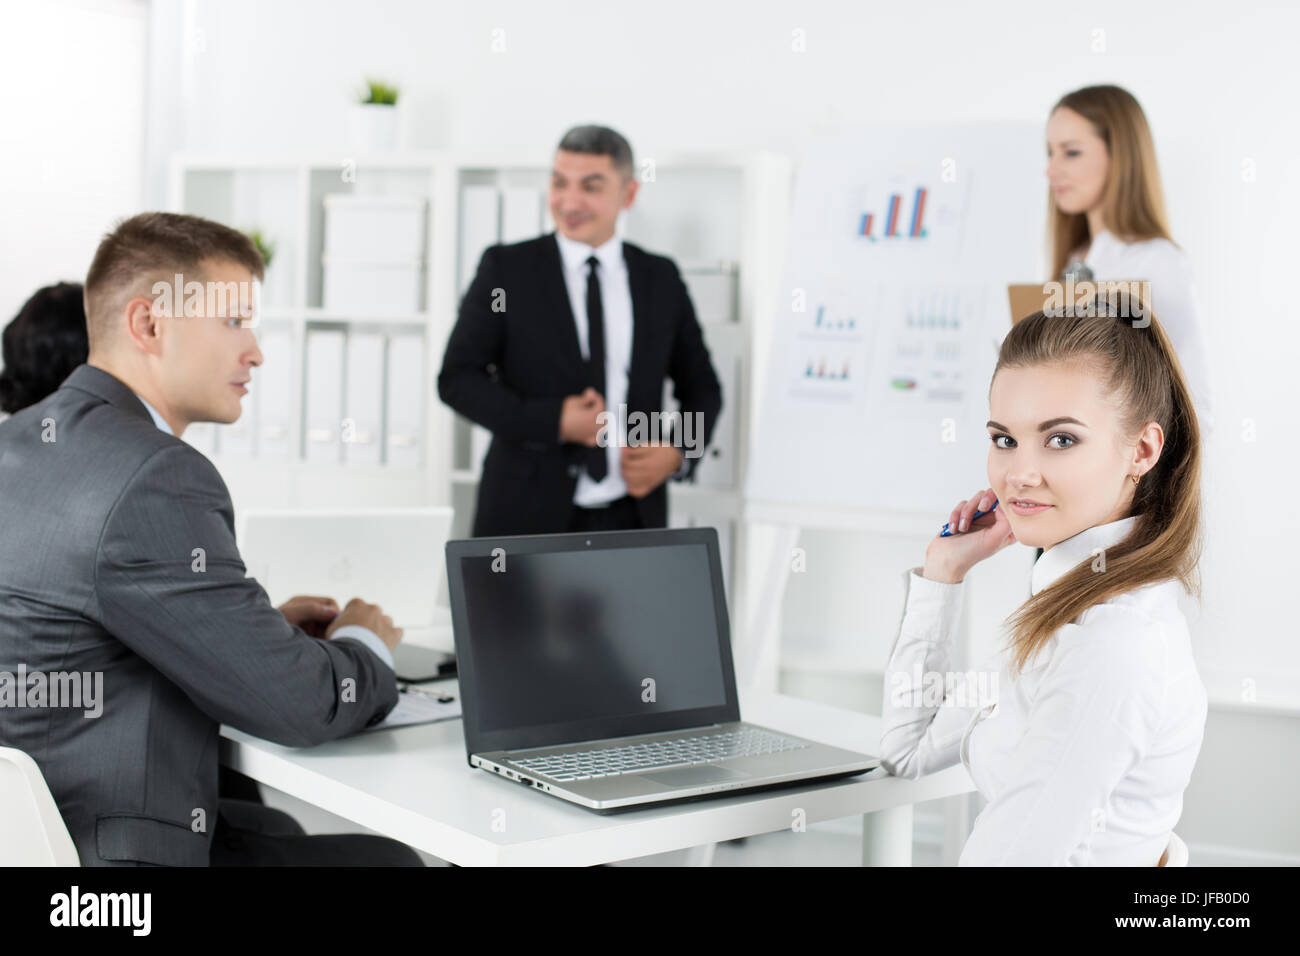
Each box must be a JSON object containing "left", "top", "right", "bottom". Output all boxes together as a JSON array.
[
  {"left": 1030, "top": 514, "right": 1141, "bottom": 596},
  {"left": 1086, "top": 228, "right": 1118, "bottom": 260},
  {"left": 555, "top": 229, "right": 623, "bottom": 278},
  {"left": 133, "top": 393, "right": 174, "bottom": 436}
]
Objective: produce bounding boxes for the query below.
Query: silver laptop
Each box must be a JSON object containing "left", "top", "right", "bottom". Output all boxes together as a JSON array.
[
  {"left": 238, "top": 506, "right": 455, "bottom": 652},
  {"left": 446, "top": 526, "right": 878, "bottom": 811}
]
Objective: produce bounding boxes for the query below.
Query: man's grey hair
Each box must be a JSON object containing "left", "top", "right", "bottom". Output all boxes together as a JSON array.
[{"left": 557, "top": 125, "right": 634, "bottom": 181}]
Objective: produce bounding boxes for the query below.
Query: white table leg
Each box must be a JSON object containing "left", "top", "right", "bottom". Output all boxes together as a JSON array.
[
  {"left": 862, "top": 804, "right": 914, "bottom": 866},
  {"left": 680, "top": 843, "right": 717, "bottom": 866}
]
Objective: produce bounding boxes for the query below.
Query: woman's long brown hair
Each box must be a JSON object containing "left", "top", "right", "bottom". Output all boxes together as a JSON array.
[
  {"left": 995, "top": 295, "right": 1202, "bottom": 676},
  {"left": 1049, "top": 85, "right": 1174, "bottom": 280}
]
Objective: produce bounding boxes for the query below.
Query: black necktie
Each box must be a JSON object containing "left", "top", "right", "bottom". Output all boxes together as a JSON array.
[{"left": 584, "top": 255, "right": 608, "bottom": 481}]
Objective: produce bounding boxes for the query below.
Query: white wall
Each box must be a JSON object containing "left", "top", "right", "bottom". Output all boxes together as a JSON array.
[{"left": 0, "top": 0, "right": 147, "bottom": 324}]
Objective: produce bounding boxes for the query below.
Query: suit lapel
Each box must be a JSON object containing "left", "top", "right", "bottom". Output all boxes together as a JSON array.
[
  {"left": 624, "top": 241, "right": 653, "bottom": 403},
  {"left": 542, "top": 233, "right": 586, "bottom": 380}
]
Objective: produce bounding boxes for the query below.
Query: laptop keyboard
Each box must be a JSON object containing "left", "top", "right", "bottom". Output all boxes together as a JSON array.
[{"left": 511, "top": 727, "right": 809, "bottom": 782}]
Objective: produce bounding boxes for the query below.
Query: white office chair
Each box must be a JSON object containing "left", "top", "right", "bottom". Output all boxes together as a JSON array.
[
  {"left": 1157, "top": 831, "right": 1188, "bottom": 867},
  {"left": 0, "top": 747, "right": 79, "bottom": 866}
]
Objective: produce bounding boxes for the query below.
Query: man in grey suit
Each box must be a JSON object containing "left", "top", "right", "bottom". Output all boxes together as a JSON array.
[{"left": 0, "top": 212, "right": 420, "bottom": 866}]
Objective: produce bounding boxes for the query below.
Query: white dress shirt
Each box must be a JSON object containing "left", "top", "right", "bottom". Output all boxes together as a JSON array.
[
  {"left": 879, "top": 515, "right": 1207, "bottom": 865},
  {"left": 133, "top": 392, "right": 392, "bottom": 670},
  {"left": 1083, "top": 229, "right": 1214, "bottom": 436},
  {"left": 554, "top": 230, "right": 634, "bottom": 506}
]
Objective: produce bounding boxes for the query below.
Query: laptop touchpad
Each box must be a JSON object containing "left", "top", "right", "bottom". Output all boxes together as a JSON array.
[{"left": 644, "top": 765, "right": 750, "bottom": 787}]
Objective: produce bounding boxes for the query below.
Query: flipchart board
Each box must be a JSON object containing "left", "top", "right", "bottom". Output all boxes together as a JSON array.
[{"left": 745, "top": 126, "right": 1047, "bottom": 516}]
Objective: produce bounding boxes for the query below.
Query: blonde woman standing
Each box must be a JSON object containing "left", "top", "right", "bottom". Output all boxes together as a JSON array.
[
  {"left": 879, "top": 296, "right": 1207, "bottom": 865},
  {"left": 1045, "top": 85, "right": 1213, "bottom": 434}
]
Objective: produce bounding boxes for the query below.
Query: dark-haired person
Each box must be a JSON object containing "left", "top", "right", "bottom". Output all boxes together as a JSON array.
[
  {"left": 1045, "top": 84, "right": 1213, "bottom": 435},
  {"left": 0, "top": 212, "right": 421, "bottom": 866},
  {"left": 0, "top": 281, "right": 88, "bottom": 417},
  {"left": 438, "top": 124, "right": 723, "bottom": 535},
  {"left": 879, "top": 297, "right": 1207, "bottom": 866}
]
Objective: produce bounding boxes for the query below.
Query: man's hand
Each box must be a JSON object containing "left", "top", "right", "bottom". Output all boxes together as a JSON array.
[
  {"left": 621, "top": 444, "right": 684, "bottom": 498},
  {"left": 277, "top": 595, "right": 339, "bottom": 638},
  {"left": 559, "top": 387, "right": 606, "bottom": 446},
  {"left": 324, "top": 597, "right": 404, "bottom": 652}
]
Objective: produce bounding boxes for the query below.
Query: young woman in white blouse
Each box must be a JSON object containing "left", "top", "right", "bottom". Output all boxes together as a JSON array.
[
  {"left": 879, "top": 296, "right": 1207, "bottom": 866},
  {"left": 1045, "top": 84, "right": 1213, "bottom": 434}
]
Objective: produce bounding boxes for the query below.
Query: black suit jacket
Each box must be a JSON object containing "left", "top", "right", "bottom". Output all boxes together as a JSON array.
[
  {"left": 438, "top": 233, "right": 723, "bottom": 537},
  {"left": 0, "top": 365, "right": 398, "bottom": 866}
]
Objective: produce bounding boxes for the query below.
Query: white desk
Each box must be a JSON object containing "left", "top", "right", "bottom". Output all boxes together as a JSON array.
[{"left": 220, "top": 682, "right": 975, "bottom": 866}]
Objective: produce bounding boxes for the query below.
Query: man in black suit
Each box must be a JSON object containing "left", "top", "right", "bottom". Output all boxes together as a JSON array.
[{"left": 438, "top": 125, "right": 723, "bottom": 536}]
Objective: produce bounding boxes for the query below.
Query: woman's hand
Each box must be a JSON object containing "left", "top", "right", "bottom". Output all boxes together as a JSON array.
[{"left": 922, "top": 487, "right": 1017, "bottom": 583}]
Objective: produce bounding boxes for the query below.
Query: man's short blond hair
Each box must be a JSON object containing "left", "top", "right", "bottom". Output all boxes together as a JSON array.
[{"left": 84, "top": 212, "right": 265, "bottom": 350}]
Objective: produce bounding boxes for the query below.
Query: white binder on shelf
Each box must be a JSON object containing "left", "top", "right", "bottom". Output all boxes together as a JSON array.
[
  {"left": 304, "top": 328, "right": 345, "bottom": 464},
  {"left": 500, "top": 187, "right": 543, "bottom": 243},
  {"left": 256, "top": 326, "right": 295, "bottom": 461},
  {"left": 470, "top": 422, "right": 493, "bottom": 473},
  {"left": 343, "top": 331, "right": 386, "bottom": 466},
  {"left": 458, "top": 184, "right": 501, "bottom": 294},
  {"left": 691, "top": 350, "right": 739, "bottom": 489},
  {"left": 385, "top": 333, "right": 425, "bottom": 469}
]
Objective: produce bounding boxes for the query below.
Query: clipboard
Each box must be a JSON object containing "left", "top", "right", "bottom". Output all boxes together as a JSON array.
[{"left": 1007, "top": 280, "right": 1151, "bottom": 324}]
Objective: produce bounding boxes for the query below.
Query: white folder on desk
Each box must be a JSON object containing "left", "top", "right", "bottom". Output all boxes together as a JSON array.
[
  {"left": 304, "top": 329, "right": 345, "bottom": 463},
  {"left": 344, "top": 331, "right": 385, "bottom": 466},
  {"left": 257, "top": 326, "right": 295, "bottom": 461},
  {"left": 359, "top": 685, "right": 463, "bottom": 733},
  {"left": 386, "top": 333, "right": 424, "bottom": 469}
]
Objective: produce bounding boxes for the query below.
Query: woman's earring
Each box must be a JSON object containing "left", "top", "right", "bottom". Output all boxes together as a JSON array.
[{"left": 1130, "top": 474, "right": 1140, "bottom": 485}]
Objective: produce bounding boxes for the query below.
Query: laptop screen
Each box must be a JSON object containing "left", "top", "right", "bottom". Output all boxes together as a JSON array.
[{"left": 447, "top": 528, "right": 740, "bottom": 755}]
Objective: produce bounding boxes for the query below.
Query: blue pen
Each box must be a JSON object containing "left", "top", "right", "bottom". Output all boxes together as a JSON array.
[{"left": 939, "top": 498, "right": 998, "bottom": 537}]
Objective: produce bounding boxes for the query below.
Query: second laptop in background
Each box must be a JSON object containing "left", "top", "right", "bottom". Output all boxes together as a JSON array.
[{"left": 238, "top": 506, "right": 456, "bottom": 655}]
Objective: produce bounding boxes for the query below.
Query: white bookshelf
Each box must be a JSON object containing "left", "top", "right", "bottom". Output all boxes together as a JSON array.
[
  {"left": 169, "top": 152, "right": 445, "bottom": 514},
  {"left": 168, "top": 149, "right": 793, "bottom": 598}
]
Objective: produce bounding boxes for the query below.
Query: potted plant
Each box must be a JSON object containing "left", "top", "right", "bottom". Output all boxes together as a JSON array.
[
  {"left": 348, "top": 78, "right": 401, "bottom": 151},
  {"left": 244, "top": 228, "right": 280, "bottom": 308},
  {"left": 245, "top": 228, "right": 276, "bottom": 269}
]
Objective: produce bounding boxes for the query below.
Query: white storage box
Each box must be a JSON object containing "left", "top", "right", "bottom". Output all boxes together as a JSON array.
[
  {"left": 322, "top": 255, "right": 423, "bottom": 314},
  {"left": 323, "top": 194, "right": 426, "bottom": 261}
]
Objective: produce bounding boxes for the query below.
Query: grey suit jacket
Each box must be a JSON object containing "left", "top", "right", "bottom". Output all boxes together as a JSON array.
[{"left": 0, "top": 365, "right": 398, "bottom": 866}]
